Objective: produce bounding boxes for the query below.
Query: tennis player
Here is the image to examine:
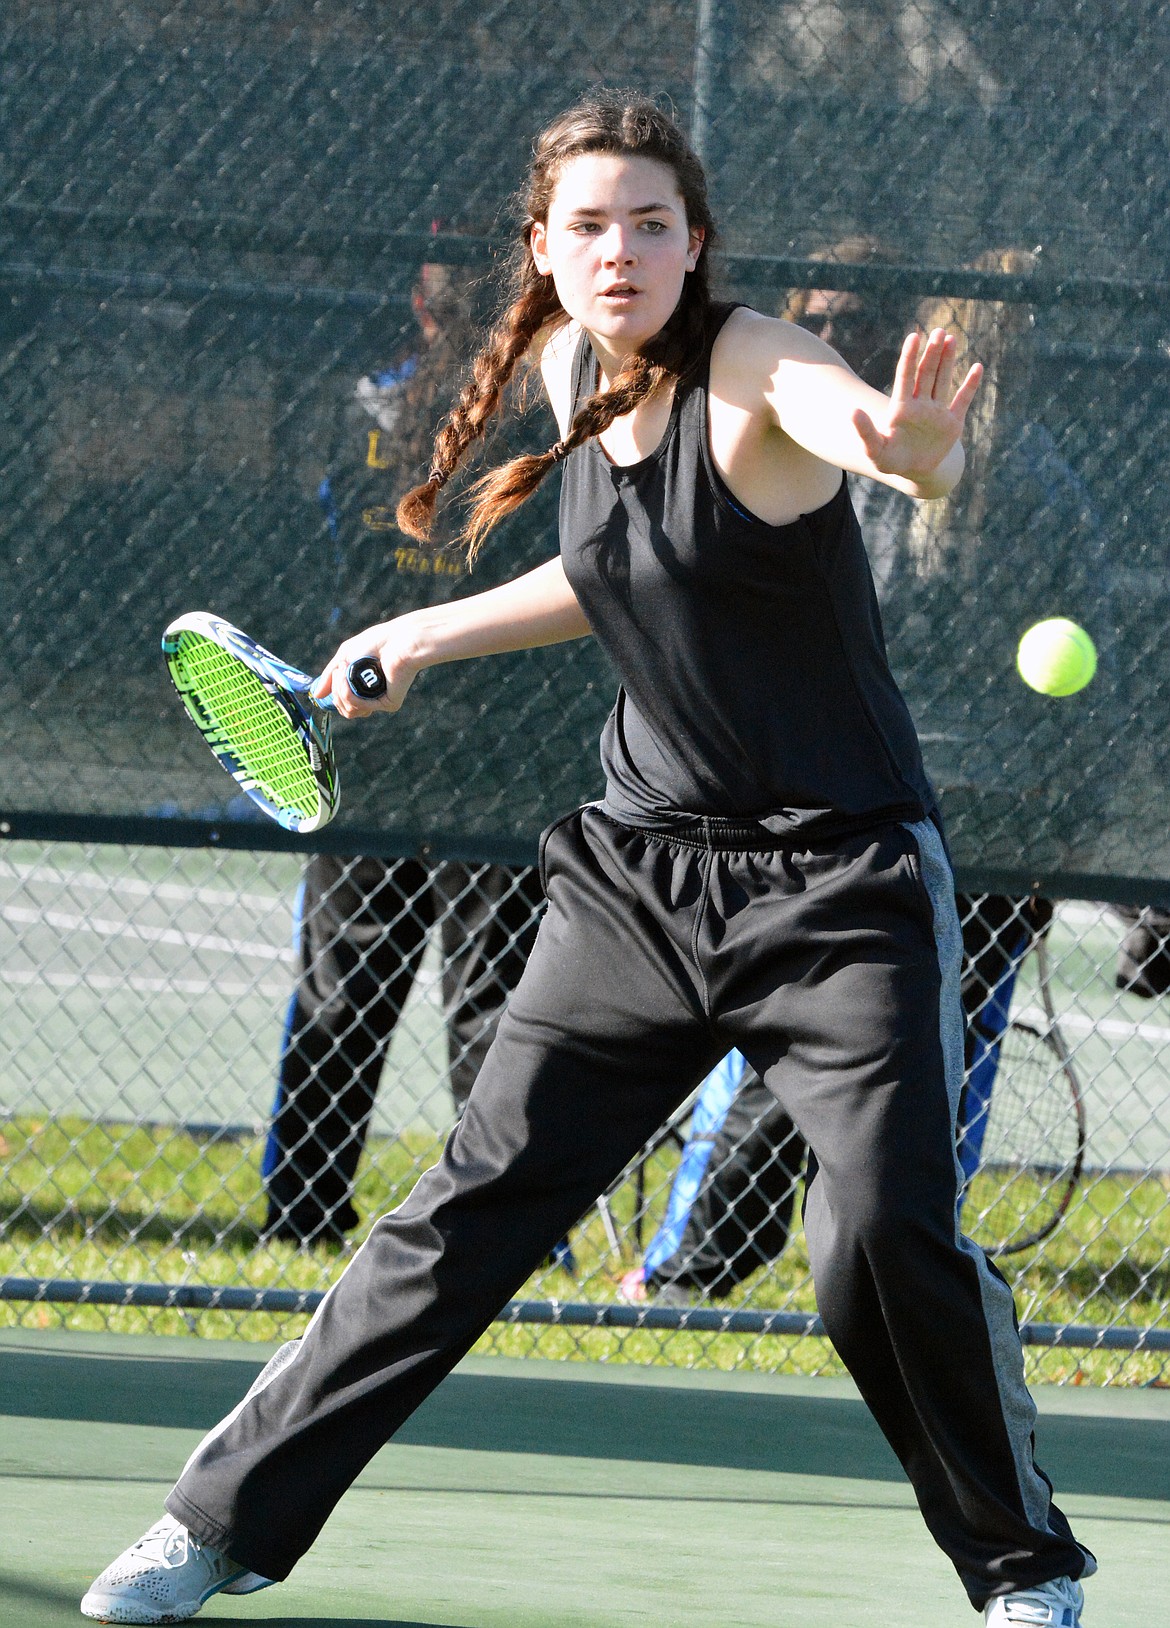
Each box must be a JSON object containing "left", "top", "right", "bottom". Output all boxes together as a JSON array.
[{"left": 83, "top": 90, "right": 1094, "bottom": 1627}]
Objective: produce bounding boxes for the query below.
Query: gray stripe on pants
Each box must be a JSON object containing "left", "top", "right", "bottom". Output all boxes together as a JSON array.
[{"left": 907, "top": 817, "right": 1062, "bottom": 1542}]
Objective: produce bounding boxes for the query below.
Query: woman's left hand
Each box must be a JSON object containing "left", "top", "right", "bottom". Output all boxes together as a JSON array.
[{"left": 851, "top": 328, "right": 983, "bottom": 483}]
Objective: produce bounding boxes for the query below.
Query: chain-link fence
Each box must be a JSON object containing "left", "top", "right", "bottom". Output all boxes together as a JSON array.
[
  {"left": 2, "top": 843, "right": 1168, "bottom": 1384},
  {"left": 2, "top": 0, "right": 1169, "bottom": 1381},
  {"left": 3, "top": 0, "right": 1168, "bottom": 873}
]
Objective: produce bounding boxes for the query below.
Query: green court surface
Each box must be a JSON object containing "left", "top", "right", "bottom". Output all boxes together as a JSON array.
[{"left": 1, "top": 1330, "right": 1166, "bottom": 1627}]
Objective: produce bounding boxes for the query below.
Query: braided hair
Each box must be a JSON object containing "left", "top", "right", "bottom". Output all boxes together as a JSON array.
[{"left": 397, "top": 89, "right": 718, "bottom": 562}]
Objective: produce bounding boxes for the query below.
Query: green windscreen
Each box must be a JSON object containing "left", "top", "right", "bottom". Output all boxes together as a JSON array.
[
  {"left": 3, "top": 1, "right": 1168, "bottom": 884},
  {"left": 172, "top": 634, "right": 323, "bottom": 823}
]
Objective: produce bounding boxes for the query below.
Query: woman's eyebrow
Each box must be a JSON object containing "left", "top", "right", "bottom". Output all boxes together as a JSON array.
[{"left": 568, "top": 202, "right": 678, "bottom": 218}]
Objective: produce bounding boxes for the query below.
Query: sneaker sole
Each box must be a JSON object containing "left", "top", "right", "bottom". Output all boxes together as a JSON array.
[
  {"left": 80, "top": 1597, "right": 198, "bottom": 1625},
  {"left": 80, "top": 1569, "right": 272, "bottom": 1623}
]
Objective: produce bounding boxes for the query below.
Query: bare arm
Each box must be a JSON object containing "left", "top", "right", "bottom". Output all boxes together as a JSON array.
[
  {"left": 314, "top": 556, "right": 592, "bottom": 718},
  {"left": 754, "top": 316, "right": 983, "bottom": 501}
]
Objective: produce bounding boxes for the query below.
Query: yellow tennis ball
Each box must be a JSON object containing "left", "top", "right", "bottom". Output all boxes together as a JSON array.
[{"left": 1016, "top": 618, "right": 1097, "bottom": 696}]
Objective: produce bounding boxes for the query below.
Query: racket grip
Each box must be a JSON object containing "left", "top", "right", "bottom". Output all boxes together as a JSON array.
[{"left": 346, "top": 656, "right": 388, "bottom": 700}]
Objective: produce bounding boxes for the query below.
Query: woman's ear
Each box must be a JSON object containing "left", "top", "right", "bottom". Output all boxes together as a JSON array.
[
  {"left": 686, "top": 226, "right": 705, "bottom": 272},
  {"left": 530, "top": 220, "right": 551, "bottom": 275}
]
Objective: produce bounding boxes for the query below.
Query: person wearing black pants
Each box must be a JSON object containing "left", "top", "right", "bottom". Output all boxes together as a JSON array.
[
  {"left": 84, "top": 91, "right": 1093, "bottom": 1627},
  {"left": 263, "top": 854, "right": 543, "bottom": 1244}
]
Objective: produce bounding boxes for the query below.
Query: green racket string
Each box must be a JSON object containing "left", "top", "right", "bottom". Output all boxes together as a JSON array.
[{"left": 173, "top": 634, "right": 321, "bottom": 820}]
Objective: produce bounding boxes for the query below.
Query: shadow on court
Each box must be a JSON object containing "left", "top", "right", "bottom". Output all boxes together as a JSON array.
[
  {"left": 0, "top": 1582, "right": 456, "bottom": 1628},
  {"left": 3, "top": 1341, "right": 1169, "bottom": 1501},
  {"left": 0, "top": 1564, "right": 463, "bottom": 1628},
  {"left": 3, "top": 1333, "right": 1169, "bottom": 1628},
  {"left": 0, "top": 1576, "right": 83, "bottom": 1617}
]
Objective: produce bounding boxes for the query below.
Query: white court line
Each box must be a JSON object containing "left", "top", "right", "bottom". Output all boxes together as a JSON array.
[
  {"left": 1016, "top": 1003, "right": 1170, "bottom": 1046},
  {"left": 0, "top": 857, "right": 290, "bottom": 915},
  {"left": 0, "top": 967, "right": 289, "bottom": 997},
  {"left": 1, "top": 904, "right": 294, "bottom": 962}
]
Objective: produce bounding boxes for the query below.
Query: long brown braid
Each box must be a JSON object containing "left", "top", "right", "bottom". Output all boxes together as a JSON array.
[{"left": 396, "top": 90, "right": 718, "bottom": 562}]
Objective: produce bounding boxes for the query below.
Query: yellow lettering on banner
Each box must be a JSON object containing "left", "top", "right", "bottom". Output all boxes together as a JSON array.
[
  {"left": 362, "top": 506, "right": 399, "bottom": 531},
  {"left": 391, "top": 545, "right": 465, "bottom": 578},
  {"left": 366, "top": 430, "right": 392, "bottom": 469}
]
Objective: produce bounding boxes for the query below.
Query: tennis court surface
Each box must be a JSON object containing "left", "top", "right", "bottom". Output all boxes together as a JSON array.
[{"left": 2, "top": 1329, "right": 1166, "bottom": 1627}]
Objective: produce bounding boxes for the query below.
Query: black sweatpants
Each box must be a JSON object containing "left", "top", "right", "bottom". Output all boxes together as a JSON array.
[
  {"left": 168, "top": 807, "right": 1092, "bottom": 1608},
  {"left": 263, "top": 854, "right": 543, "bottom": 1242},
  {"left": 647, "top": 893, "right": 1053, "bottom": 1295}
]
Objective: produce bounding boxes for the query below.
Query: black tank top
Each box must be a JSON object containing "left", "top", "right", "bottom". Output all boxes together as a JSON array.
[{"left": 558, "top": 304, "right": 935, "bottom": 835}]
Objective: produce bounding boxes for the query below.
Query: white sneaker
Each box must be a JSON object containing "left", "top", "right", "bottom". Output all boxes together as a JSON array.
[
  {"left": 80, "top": 1515, "right": 274, "bottom": 1623},
  {"left": 984, "top": 1575, "right": 1084, "bottom": 1627}
]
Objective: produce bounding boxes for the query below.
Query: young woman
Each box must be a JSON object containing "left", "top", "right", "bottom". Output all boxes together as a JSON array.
[{"left": 83, "top": 91, "right": 1095, "bottom": 1628}]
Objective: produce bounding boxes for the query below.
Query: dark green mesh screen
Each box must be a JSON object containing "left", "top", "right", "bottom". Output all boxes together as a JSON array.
[{"left": 2, "top": 0, "right": 1167, "bottom": 885}]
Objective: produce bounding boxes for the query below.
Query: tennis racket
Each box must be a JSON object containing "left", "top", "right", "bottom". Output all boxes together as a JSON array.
[
  {"left": 162, "top": 611, "right": 387, "bottom": 833},
  {"left": 967, "top": 1011, "right": 1086, "bottom": 1257}
]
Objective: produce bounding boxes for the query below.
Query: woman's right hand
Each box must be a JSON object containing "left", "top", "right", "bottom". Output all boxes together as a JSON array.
[
  {"left": 311, "top": 557, "right": 591, "bottom": 722},
  {"left": 311, "top": 614, "right": 426, "bottom": 719}
]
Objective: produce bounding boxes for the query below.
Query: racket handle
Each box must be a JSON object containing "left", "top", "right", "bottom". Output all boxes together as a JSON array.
[{"left": 346, "top": 656, "right": 387, "bottom": 700}]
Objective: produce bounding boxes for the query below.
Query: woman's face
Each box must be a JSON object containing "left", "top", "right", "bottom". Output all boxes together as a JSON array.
[{"left": 530, "top": 152, "right": 704, "bottom": 362}]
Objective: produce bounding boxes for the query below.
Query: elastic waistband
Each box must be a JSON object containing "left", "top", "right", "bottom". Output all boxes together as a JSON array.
[
  {"left": 592, "top": 807, "right": 827, "bottom": 853},
  {"left": 590, "top": 801, "right": 933, "bottom": 853},
  {"left": 653, "top": 817, "right": 785, "bottom": 852}
]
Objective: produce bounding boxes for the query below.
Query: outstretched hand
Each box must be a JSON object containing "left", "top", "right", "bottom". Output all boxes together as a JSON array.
[{"left": 852, "top": 328, "right": 983, "bottom": 483}]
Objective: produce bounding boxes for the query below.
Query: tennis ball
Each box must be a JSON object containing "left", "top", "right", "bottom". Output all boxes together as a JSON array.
[{"left": 1016, "top": 618, "right": 1097, "bottom": 696}]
